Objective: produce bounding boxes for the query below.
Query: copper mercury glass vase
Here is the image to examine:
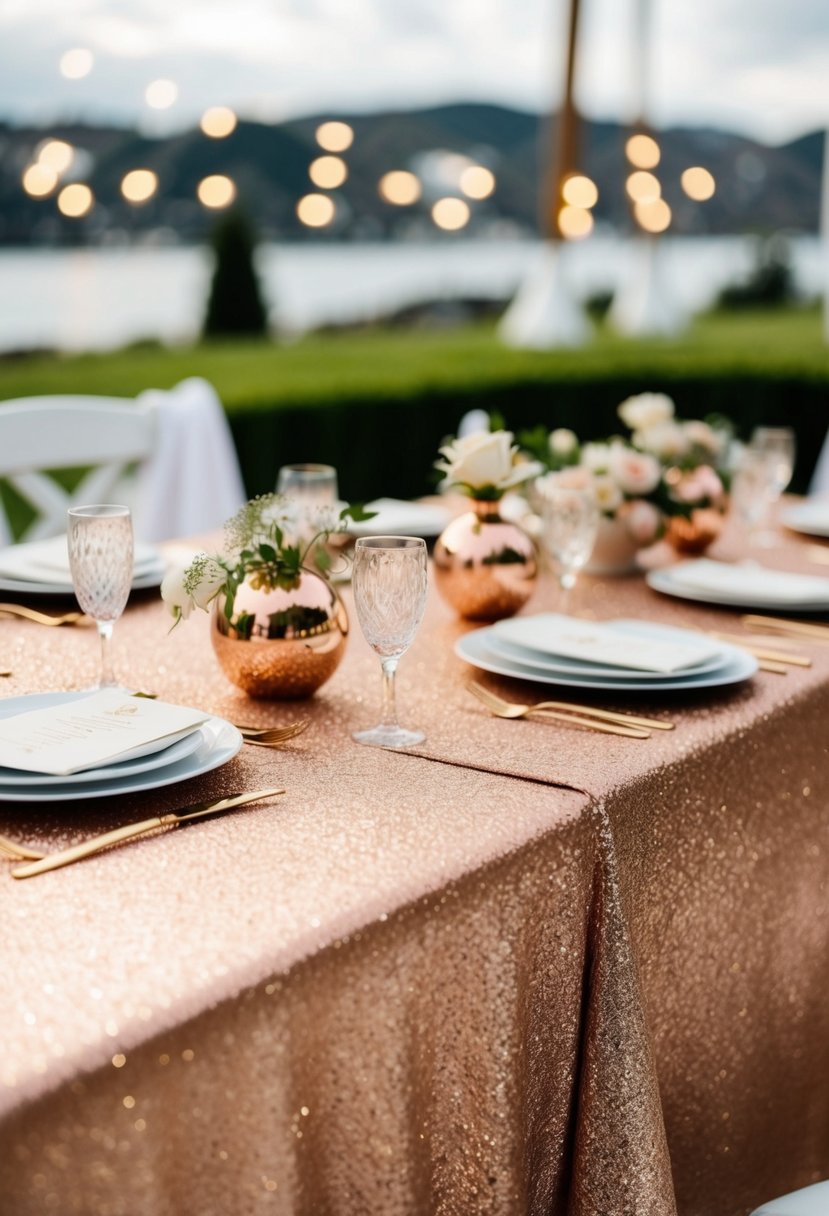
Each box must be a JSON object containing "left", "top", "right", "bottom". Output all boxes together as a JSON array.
[
  {"left": 433, "top": 498, "right": 537, "bottom": 621},
  {"left": 211, "top": 567, "right": 348, "bottom": 698}
]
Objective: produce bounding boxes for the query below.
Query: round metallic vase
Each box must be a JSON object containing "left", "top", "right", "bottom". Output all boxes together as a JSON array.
[
  {"left": 433, "top": 499, "right": 538, "bottom": 621},
  {"left": 211, "top": 569, "right": 348, "bottom": 699}
]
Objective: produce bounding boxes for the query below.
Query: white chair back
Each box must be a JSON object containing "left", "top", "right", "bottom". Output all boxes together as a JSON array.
[{"left": 0, "top": 395, "right": 156, "bottom": 543}]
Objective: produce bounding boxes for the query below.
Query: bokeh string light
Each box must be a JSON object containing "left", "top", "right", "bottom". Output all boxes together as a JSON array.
[
  {"left": 431, "top": 197, "right": 470, "bottom": 231},
  {"left": 297, "top": 193, "right": 336, "bottom": 227},
  {"left": 315, "top": 122, "right": 353, "bottom": 153},
  {"left": 558, "top": 205, "right": 594, "bottom": 239},
  {"left": 36, "top": 140, "right": 74, "bottom": 174},
  {"left": 681, "top": 166, "right": 716, "bottom": 200},
  {"left": 626, "top": 170, "right": 661, "bottom": 204},
  {"left": 22, "top": 164, "right": 58, "bottom": 198},
  {"left": 121, "top": 169, "right": 159, "bottom": 204},
  {"left": 200, "top": 107, "right": 237, "bottom": 139},
  {"left": 625, "top": 134, "right": 660, "bottom": 169},
  {"left": 459, "top": 166, "right": 495, "bottom": 200},
  {"left": 197, "top": 175, "right": 236, "bottom": 208},
  {"left": 57, "top": 183, "right": 94, "bottom": 218},
  {"left": 309, "top": 156, "right": 348, "bottom": 189},
  {"left": 634, "top": 197, "right": 672, "bottom": 233},
  {"left": 145, "top": 79, "right": 178, "bottom": 110},
  {"left": 561, "top": 174, "right": 598, "bottom": 209},
  {"left": 378, "top": 171, "right": 422, "bottom": 205},
  {"left": 59, "top": 49, "right": 93, "bottom": 80}
]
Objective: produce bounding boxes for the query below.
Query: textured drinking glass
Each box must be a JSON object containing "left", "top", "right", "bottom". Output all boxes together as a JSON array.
[
  {"left": 538, "top": 487, "right": 599, "bottom": 615},
  {"left": 351, "top": 536, "right": 428, "bottom": 748},
  {"left": 67, "top": 505, "right": 133, "bottom": 688},
  {"left": 730, "top": 448, "right": 779, "bottom": 548},
  {"left": 750, "top": 427, "right": 796, "bottom": 497}
]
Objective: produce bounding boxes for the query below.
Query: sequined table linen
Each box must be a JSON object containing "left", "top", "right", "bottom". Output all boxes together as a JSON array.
[{"left": 0, "top": 527, "right": 826, "bottom": 1215}]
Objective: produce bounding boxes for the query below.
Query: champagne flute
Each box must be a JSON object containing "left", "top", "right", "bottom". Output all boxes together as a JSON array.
[
  {"left": 67, "top": 505, "right": 133, "bottom": 688},
  {"left": 538, "top": 486, "right": 599, "bottom": 616},
  {"left": 351, "top": 536, "right": 428, "bottom": 748}
]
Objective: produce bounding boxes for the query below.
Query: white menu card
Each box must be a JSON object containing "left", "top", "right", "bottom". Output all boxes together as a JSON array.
[
  {"left": 0, "top": 691, "right": 209, "bottom": 776},
  {"left": 493, "top": 614, "right": 721, "bottom": 673}
]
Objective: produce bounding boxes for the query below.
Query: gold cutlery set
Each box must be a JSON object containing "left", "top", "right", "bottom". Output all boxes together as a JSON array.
[
  {"left": 1, "top": 788, "right": 285, "bottom": 878},
  {"left": 0, "top": 602, "right": 824, "bottom": 877}
]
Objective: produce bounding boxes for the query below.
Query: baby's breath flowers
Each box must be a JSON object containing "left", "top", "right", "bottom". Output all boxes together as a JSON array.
[{"left": 161, "top": 493, "right": 374, "bottom": 627}]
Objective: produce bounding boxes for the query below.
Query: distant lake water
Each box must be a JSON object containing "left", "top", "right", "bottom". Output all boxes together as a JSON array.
[{"left": 0, "top": 235, "right": 822, "bottom": 354}]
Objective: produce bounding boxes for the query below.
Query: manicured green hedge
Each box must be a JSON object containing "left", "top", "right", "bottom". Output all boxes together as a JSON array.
[{"left": 228, "top": 369, "right": 829, "bottom": 501}]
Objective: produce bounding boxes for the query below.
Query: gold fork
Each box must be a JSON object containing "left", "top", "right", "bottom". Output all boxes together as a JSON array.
[
  {"left": 0, "top": 603, "right": 89, "bottom": 627},
  {"left": 236, "top": 720, "right": 310, "bottom": 747},
  {"left": 0, "top": 833, "right": 44, "bottom": 862},
  {"left": 467, "top": 682, "right": 657, "bottom": 738}
]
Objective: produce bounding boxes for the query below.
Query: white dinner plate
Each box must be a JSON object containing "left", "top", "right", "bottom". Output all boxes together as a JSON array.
[
  {"left": 455, "top": 623, "right": 758, "bottom": 692},
  {"left": 0, "top": 701, "right": 242, "bottom": 802},
  {"left": 347, "top": 498, "right": 452, "bottom": 538},
  {"left": 0, "top": 567, "right": 165, "bottom": 597},
  {"left": 0, "top": 692, "right": 205, "bottom": 785},
  {"left": 781, "top": 502, "right": 829, "bottom": 540},
  {"left": 484, "top": 630, "right": 728, "bottom": 681},
  {"left": 646, "top": 565, "right": 829, "bottom": 612}
]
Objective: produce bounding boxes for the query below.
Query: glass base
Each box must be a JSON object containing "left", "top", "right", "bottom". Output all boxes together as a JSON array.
[{"left": 352, "top": 724, "right": 425, "bottom": 749}]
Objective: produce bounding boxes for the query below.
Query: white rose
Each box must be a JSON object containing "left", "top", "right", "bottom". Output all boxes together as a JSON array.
[
  {"left": 683, "top": 419, "right": 724, "bottom": 456},
  {"left": 549, "top": 428, "right": 578, "bottom": 457},
  {"left": 634, "top": 421, "right": 690, "bottom": 462},
  {"left": 592, "top": 474, "right": 623, "bottom": 515},
  {"left": 581, "top": 442, "right": 612, "bottom": 472},
  {"left": 618, "top": 392, "right": 675, "bottom": 431},
  {"left": 160, "top": 565, "right": 196, "bottom": 622},
  {"left": 437, "top": 430, "right": 542, "bottom": 492},
  {"left": 608, "top": 446, "right": 662, "bottom": 496}
]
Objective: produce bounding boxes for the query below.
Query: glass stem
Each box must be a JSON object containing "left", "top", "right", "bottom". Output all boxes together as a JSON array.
[
  {"left": 98, "top": 620, "right": 116, "bottom": 687},
  {"left": 559, "top": 570, "right": 576, "bottom": 616},
  {"left": 379, "top": 657, "right": 399, "bottom": 729}
]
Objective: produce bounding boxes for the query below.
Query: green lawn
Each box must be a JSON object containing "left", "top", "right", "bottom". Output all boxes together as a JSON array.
[{"left": 0, "top": 307, "right": 826, "bottom": 411}]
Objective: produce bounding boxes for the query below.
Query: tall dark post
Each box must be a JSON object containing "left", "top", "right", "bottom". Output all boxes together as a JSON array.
[{"left": 542, "top": 0, "right": 582, "bottom": 238}]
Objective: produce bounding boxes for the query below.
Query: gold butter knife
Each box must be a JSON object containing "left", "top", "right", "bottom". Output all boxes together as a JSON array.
[{"left": 11, "top": 788, "right": 285, "bottom": 880}]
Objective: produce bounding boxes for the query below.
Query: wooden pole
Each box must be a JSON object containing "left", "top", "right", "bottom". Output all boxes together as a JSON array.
[{"left": 542, "top": 0, "right": 582, "bottom": 238}]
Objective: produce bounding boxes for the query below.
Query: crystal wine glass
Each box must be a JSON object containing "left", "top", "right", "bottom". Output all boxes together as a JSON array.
[
  {"left": 351, "top": 536, "right": 428, "bottom": 748},
  {"left": 748, "top": 426, "right": 796, "bottom": 544},
  {"left": 730, "top": 447, "right": 780, "bottom": 549},
  {"left": 538, "top": 486, "right": 599, "bottom": 616},
  {"left": 276, "top": 464, "right": 339, "bottom": 536},
  {"left": 67, "top": 505, "right": 134, "bottom": 688}
]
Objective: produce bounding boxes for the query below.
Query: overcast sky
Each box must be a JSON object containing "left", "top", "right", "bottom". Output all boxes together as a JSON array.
[{"left": 0, "top": 0, "right": 826, "bottom": 144}]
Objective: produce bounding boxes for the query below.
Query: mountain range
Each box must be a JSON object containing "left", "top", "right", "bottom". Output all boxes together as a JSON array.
[{"left": 0, "top": 102, "right": 822, "bottom": 245}]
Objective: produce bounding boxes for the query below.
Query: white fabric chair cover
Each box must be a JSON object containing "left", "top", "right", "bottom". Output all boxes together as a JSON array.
[
  {"left": 751, "top": 1180, "right": 829, "bottom": 1215},
  {"left": 809, "top": 426, "right": 829, "bottom": 497},
  {"left": 133, "top": 377, "right": 247, "bottom": 542}
]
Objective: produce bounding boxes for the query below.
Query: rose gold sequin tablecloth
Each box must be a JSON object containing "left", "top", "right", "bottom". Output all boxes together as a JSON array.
[{"left": 0, "top": 528, "right": 827, "bottom": 1216}]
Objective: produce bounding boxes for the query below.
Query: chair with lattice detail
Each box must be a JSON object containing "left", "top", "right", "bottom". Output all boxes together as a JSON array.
[{"left": 0, "top": 395, "right": 156, "bottom": 544}]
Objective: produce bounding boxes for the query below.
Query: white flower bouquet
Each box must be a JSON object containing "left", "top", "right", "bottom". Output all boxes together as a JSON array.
[{"left": 436, "top": 429, "right": 544, "bottom": 501}]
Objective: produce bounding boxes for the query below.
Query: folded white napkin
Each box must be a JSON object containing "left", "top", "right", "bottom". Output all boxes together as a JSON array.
[
  {"left": 668, "top": 559, "right": 829, "bottom": 604},
  {"left": 0, "top": 690, "right": 208, "bottom": 776},
  {"left": 493, "top": 613, "right": 720, "bottom": 673}
]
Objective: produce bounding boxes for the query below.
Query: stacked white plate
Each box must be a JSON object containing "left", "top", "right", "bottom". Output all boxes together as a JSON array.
[
  {"left": 0, "top": 692, "right": 242, "bottom": 802},
  {"left": 646, "top": 558, "right": 829, "bottom": 612},
  {"left": 455, "top": 613, "right": 758, "bottom": 692},
  {"left": 347, "top": 498, "right": 451, "bottom": 538},
  {"left": 781, "top": 500, "right": 829, "bottom": 540},
  {"left": 0, "top": 536, "right": 166, "bottom": 596}
]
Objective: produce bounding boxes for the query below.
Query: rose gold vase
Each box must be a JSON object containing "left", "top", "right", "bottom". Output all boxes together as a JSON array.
[
  {"left": 433, "top": 499, "right": 538, "bottom": 621},
  {"left": 211, "top": 568, "right": 348, "bottom": 699}
]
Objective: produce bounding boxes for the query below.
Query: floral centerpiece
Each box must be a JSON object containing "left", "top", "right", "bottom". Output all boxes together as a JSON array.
[
  {"left": 521, "top": 393, "right": 732, "bottom": 569},
  {"left": 161, "top": 494, "right": 373, "bottom": 698},
  {"left": 432, "top": 429, "right": 544, "bottom": 620}
]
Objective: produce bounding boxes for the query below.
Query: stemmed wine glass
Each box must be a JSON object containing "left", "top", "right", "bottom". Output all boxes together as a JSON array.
[
  {"left": 67, "top": 505, "right": 134, "bottom": 688},
  {"left": 538, "top": 486, "right": 599, "bottom": 616},
  {"left": 730, "top": 447, "right": 781, "bottom": 549},
  {"left": 351, "top": 536, "right": 428, "bottom": 748},
  {"left": 747, "top": 426, "right": 796, "bottom": 545}
]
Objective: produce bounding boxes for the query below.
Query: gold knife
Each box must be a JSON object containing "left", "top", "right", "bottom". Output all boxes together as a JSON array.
[{"left": 11, "top": 788, "right": 285, "bottom": 880}]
